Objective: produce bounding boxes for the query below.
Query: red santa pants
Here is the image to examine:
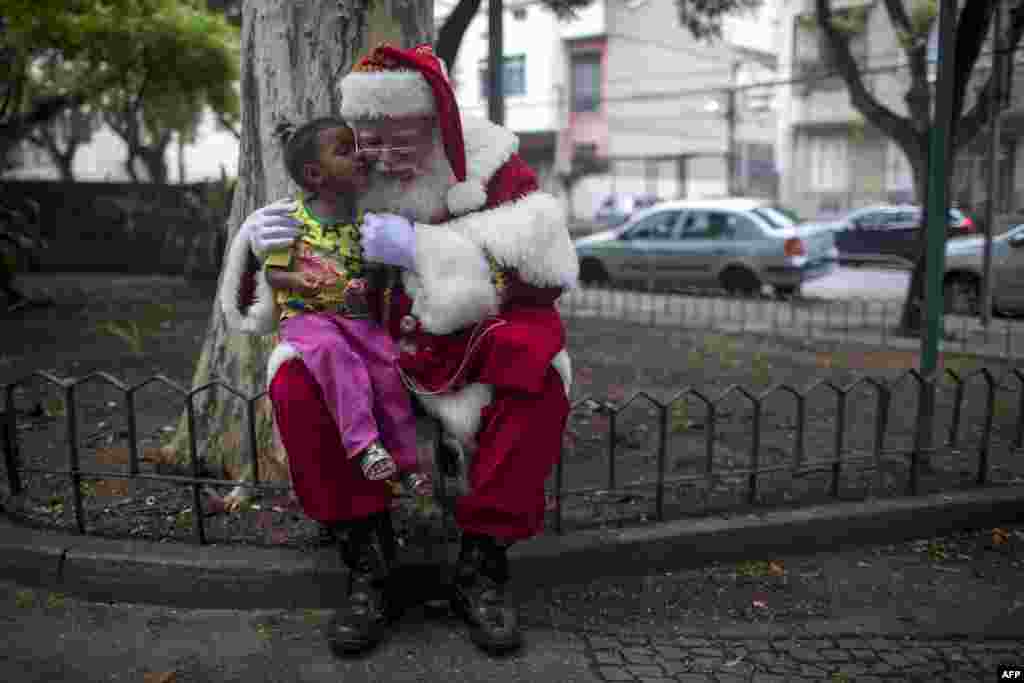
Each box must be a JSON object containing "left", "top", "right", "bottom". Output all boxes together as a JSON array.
[{"left": 270, "top": 358, "right": 568, "bottom": 540}]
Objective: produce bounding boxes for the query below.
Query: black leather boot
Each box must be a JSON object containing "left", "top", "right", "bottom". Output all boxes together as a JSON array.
[
  {"left": 326, "top": 512, "right": 400, "bottom": 657},
  {"left": 451, "top": 533, "right": 523, "bottom": 655}
]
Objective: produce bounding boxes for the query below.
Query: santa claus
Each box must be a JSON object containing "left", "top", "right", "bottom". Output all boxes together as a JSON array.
[{"left": 220, "top": 44, "right": 578, "bottom": 657}]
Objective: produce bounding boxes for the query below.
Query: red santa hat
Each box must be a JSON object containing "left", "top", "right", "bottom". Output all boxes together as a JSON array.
[{"left": 341, "top": 44, "right": 487, "bottom": 215}]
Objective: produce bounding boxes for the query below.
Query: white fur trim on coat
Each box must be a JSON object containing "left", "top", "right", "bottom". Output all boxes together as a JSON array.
[
  {"left": 219, "top": 224, "right": 279, "bottom": 335},
  {"left": 410, "top": 224, "right": 500, "bottom": 335},
  {"left": 340, "top": 70, "right": 435, "bottom": 120},
  {"left": 444, "top": 190, "right": 579, "bottom": 289},
  {"left": 445, "top": 116, "right": 519, "bottom": 216},
  {"left": 417, "top": 382, "right": 493, "bottom": 453},
  {"left": 266, "top": 342, "right": 301, "bottom": 390},
  {"left": 550, "top": 349, "right": 572, "bottom": 398}
]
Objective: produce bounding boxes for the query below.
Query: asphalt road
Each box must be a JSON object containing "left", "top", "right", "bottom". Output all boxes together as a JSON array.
[{"left": 803, "top": 265, "right": 910, "bottom": 301}]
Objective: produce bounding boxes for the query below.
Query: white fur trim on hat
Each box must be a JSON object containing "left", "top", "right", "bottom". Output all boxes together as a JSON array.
[
  {"left": 340, "top": 70, "right": 435, "bottom": 120},
  {"left": 447, "top": 180, "right": 488, "bottom": 215}
]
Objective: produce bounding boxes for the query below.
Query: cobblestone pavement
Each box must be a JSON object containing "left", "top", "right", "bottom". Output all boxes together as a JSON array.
[{"left": 579, "top": 632, "right": 1023, "bottom": 682}]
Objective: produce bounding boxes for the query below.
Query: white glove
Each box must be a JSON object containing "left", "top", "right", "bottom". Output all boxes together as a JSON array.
[
  {"left": 361, "top": 212, "right": 416, "bottom": 271},
  {"left": 244, "top": 199, "right": 301, "bottom": 259}
]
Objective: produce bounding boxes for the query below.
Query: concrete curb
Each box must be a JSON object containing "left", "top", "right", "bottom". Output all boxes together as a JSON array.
[{"left": 2, "top": 485, "right": 1023, "bottom": 610}]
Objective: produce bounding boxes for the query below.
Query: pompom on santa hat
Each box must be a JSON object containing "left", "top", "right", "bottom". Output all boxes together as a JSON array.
[{"left": 340, "top": 43, "right": 486, "bottom": 216}]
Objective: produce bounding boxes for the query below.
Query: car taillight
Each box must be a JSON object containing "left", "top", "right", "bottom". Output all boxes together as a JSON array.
[
  {"left": 784, "top": 237, "right": 806, "bottom": 257},
  {"left": 962, "top": 217, "right": 975, "bottom": 232}
]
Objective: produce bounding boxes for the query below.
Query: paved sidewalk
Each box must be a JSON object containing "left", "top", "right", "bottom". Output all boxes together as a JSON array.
[
  {"left": 3, "top": 485, "right": 1024, "bottom": 681},
  {"left": 4, "top": 519, "right": 1024, "bottom": 683}
]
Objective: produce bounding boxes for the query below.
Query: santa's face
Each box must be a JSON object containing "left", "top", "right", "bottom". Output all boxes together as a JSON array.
[
  {"left": 352, "top": 115, "right": 455, "bottom": 223},
  {"left": 353, "top": 115, "right": 435, "bottom": 182}
]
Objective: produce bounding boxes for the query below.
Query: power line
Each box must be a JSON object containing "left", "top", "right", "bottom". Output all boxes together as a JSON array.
[{"left": 455, "top": 40, "right": 1024, "bottom": 114}]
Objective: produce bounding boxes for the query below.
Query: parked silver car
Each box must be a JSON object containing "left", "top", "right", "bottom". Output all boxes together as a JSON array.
[
  {"left": 943, "top": 223, "right": 1024, "bottom": 315},
  {"left": 574, "top": 198, "right": 839, "bottom": 297}
]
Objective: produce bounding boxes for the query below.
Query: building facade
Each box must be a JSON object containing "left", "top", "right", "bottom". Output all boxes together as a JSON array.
[
  {"left": 777, "top": 0, "right": 1024, "bottom": 222},
  {"left": 448, "top": 0, "right": 782, "bottom": 221}
]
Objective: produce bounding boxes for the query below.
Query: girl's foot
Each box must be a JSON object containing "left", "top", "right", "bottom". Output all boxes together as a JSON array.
[{"left": 359, "top": 442, "right": 397, "bottom": 481}]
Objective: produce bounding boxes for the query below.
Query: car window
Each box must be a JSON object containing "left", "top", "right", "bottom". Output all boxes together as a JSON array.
[
  {"left": 728, "top": 213, "right": 764, "bottom": 240},
  {"left": 752, "top": 207, "right": 797, "bottom": 230},
  {"left": 852, "top": 210, "right": 880, "bottom": 228},
  {"left": 624, "top": 210, "right": 682, "bottom": 240},
  {"left": 680, "top": 211, "right": 733, "bottom": 240}
]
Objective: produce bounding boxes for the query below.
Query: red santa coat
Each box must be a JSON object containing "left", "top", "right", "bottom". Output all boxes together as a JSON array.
[{"left": 220, "top": 116, "right": 578, "bottom": 540}]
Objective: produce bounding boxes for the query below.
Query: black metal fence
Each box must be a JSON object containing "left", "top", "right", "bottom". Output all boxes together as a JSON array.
[{"left": 2, "top": 365, "right": 1023, "bottom": 544}]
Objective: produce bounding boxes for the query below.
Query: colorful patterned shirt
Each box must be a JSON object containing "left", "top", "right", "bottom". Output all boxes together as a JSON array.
[{"left": 263, "top": 197, "right": 373, "bottom": 321}]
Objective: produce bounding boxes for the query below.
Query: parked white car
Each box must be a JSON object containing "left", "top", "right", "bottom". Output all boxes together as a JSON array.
[
  {"left": 944, "top": 223, "right": 1024, "bottom": 315},
  {"left": 574, "top": 198, "right": 839, "bottom": 297}
]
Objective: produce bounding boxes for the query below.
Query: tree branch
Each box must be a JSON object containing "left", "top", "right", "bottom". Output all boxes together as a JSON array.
[
  {"left": 881, "top": 0, "right": 931, "bottom": 125},
  {"left": 435, "top": 0, "right": 483, "bottom": 72},
  {"left": 951, "top": 0, "right": 997, "bottom": 126},
  {"left": 215, "top": 111, "right": 240, "bottom": 141},
  {"left": 954, "top": 0, "right": 1024, "bottom": 148},
  {"left": 814, "top": 0, "right": 917, "bottom": 151}
]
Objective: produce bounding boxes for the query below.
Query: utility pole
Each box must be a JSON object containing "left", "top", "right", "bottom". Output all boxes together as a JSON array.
[
  {"left": 726, "top": 61, "right": 739, "bottom": 196},
  {"left": 981, "top": 0, "right": 1005, "bottom": 327},
  {"left": 919, "top": 0, "right": 956, "bottom": 476},
  {"left": 487, "top": 0, "right": 505, "bottom": 126}
]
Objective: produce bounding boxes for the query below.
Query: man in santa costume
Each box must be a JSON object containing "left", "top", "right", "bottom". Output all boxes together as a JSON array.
[{"left": 221, "top": 43, "right": 577, "bottom": 656}]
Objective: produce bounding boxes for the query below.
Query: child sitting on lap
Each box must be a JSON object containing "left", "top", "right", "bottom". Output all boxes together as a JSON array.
[{"left": 264, "top": 116, "right": 429, "bottom": 496}]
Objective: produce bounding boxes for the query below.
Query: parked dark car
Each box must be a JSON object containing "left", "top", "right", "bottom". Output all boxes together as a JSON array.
[
  {"left": 833, "top": 205, "right": 976, "bottom": 265},
  {"left": 593, "top": 192, "right": 660, "bottom": 229}
]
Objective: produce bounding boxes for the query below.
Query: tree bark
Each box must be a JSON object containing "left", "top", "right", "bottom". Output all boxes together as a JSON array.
[
  {"left": 435, "top": 0, "right": 482, "bottom": 72},
  {"left": 160, "top": 0, "right": 433, "bottom": 490}
]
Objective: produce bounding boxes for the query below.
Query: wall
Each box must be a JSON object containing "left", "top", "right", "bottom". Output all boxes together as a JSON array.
[{"left": 0, "top": 181, "right": 226, "bottom": 275}]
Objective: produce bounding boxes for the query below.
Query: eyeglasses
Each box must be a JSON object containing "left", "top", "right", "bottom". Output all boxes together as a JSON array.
[{"left": 355, "top": 143, "right": 419, "bottom": 163}]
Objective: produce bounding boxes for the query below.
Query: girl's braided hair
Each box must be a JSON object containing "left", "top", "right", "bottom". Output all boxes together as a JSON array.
[{"left": 273, "top": 116, "right": 350, "bottom": 188}]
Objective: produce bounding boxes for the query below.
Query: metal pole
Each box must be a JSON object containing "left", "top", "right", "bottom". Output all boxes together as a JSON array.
[
  {"left": 726, "top": 61, "right": 739, "bottom": 196},
  {"left": 920, "top": 0, "right": 956, "bottom": 469},
  {"left": 487, "top": 0, "right": 505, "bottom": 126},
  {"left": 922, "top": 0, "right": 956, "bottom": 377},
  {"left": 981, "top": 0, "right": 1004, "bottom": 328}
]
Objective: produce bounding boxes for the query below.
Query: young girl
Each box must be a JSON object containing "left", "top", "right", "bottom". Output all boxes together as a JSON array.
[{"left": 263, "top": 116, "right": 428, "bottom": 496}]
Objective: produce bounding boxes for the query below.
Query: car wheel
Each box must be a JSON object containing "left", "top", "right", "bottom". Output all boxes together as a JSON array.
[
  {"left": 720, "top": 267, "right": 761, "bottom": 298},
  {"left": 579, "top": 258, "right": 610, "bottom": 287},
  {"left": 943, "top": 274, "right": 980, "bottom": 316},
  {"left": 774, "top": 285, "right": 800, "bottom": 299}
]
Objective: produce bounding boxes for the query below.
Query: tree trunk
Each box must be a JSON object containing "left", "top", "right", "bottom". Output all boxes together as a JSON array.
[
  {"left": 55, "top": 153, "right": 75, "bottom": 181},
  {"left": 159, "top": 0, "right": 433, "bottom": 491},
  {"left": 899, "top": 148, "right": 930, "bottom": 334}
]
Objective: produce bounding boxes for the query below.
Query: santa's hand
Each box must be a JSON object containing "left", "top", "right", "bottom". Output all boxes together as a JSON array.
[
  {"left": 245, "top": 199, "right": 301, "bottom": 259},
  {"left": 361, "top": 212, "right": 415, "bottom": 270}
]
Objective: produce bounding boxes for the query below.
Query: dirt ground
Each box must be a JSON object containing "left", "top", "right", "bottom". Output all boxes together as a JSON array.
[{"left": 2, "top": 273, "right": 1022, "bottom": 548}]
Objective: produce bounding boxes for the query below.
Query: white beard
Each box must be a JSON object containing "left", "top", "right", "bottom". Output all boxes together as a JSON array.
[{"left": 356, "top": 133, "right": 455, "bottom": 223}]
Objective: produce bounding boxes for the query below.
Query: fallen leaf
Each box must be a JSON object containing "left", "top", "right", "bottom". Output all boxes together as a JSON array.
[
  {"left": 269, "top": 528, "right": 289, "bottom": 545},
  {"left": 724, "top": 654, "right": 746, "bottom": 667},
  {"left": 143, "top": 671, "right": 177, "bottom": 683},
  {"left": 752, "top": 599, "right": 768, "bottom": 609},
  {"left": 993, "top": 528, "right": 1010, "bottom": 546},
  {"left": 768, "top": 561, "right": 785, "bottom": 576}
]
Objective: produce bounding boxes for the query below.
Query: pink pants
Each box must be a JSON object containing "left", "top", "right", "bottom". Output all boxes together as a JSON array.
[{"left": 278, "top": 312, "right": 417, "bottom": 472}]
